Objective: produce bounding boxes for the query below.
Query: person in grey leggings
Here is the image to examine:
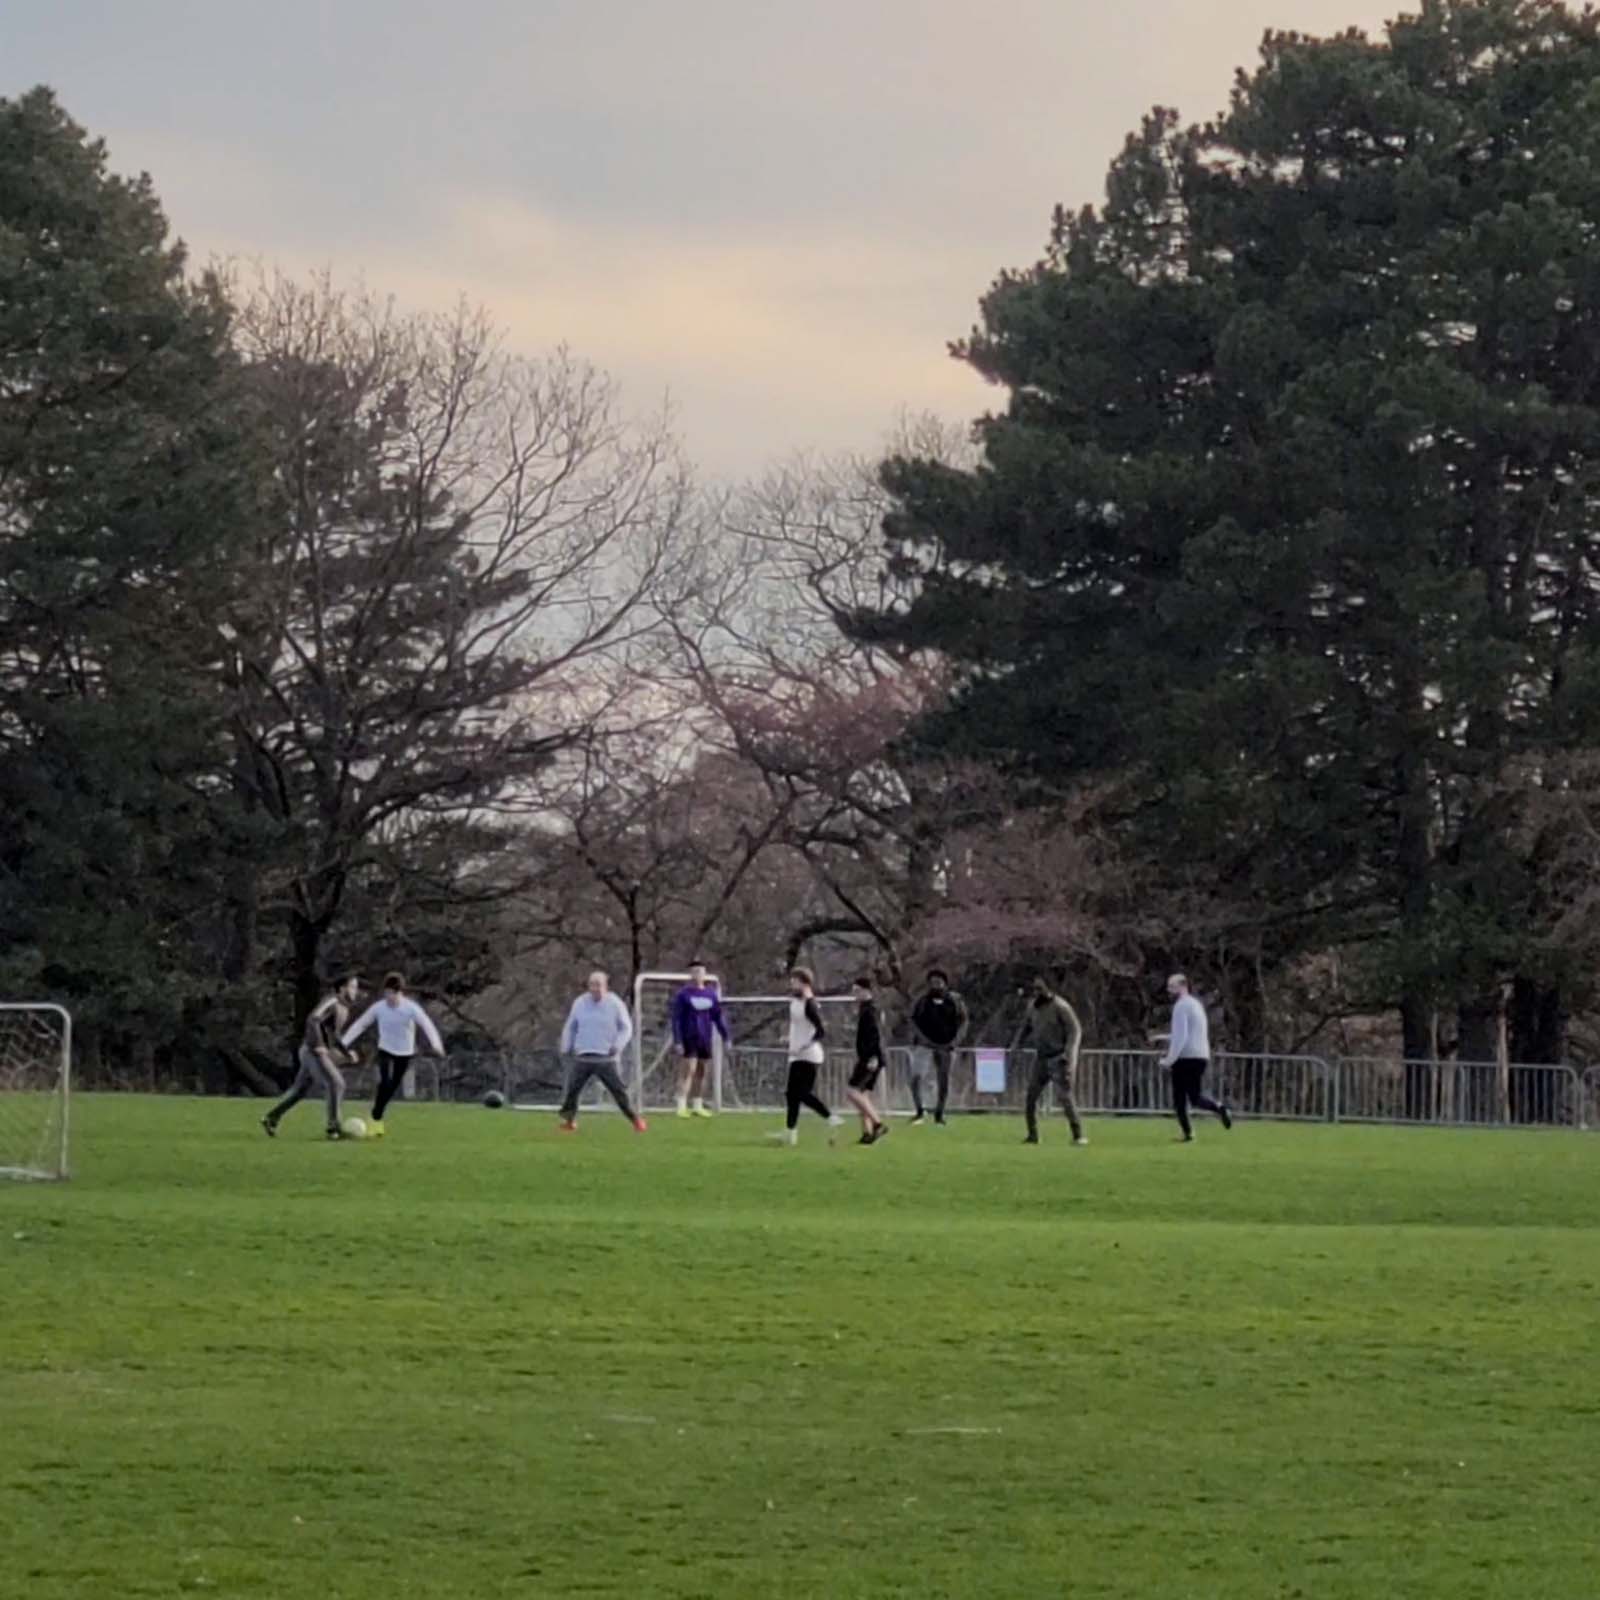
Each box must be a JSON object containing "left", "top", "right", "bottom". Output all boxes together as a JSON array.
[{"left": 262, "top": 975, "right": 361, "bottom": 1140}]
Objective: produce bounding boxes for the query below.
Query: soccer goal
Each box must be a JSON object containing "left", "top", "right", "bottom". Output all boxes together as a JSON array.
[
  {"left": 631, "top": 973, "right": 856, "bottom": 1113},
  {"left": 0, "top": 1005, "right": 71, "bottom": 1181}
]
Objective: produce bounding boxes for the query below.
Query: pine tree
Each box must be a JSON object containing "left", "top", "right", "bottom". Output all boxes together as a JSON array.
[
  {"left": 0, "top": 88, "right": 264, "bottom": 1072},
  {"left": 864, "top": 2, "right": 1600, "bottom": 1061}
]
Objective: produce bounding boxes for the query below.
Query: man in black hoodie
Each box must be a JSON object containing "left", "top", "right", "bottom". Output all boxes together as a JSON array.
[{"left": 909, "top": 969, "right": 968, "bottom": 1126}]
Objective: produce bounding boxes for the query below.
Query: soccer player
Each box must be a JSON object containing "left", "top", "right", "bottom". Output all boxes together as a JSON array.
[
  {"left": 558, "top": 970, "right": 646, "bottom": 1133},
  {"left": 262, "top": 974, "right": 362, "bottom": 1140},
  {"left": 909, "top": 969, "right": 968, "bottom": 1125},
  {"left": 845, "top": 975, "right": 888, "bottom": 1144},
  {"left": 671, "top": 960, "right": 730, "bottom": 1118},
  {"left": 340, "top": 972, "right": 445, "bottom": 1139},
  {"left": 1022, "top": 975, "right": 1087, "bottom": 1147},
  {"left": 1161, "top": 974, "right": 1233, "bottom": 1142},
  {"left": 770, "top": 967, "right": 840, "bottom": 1147}
]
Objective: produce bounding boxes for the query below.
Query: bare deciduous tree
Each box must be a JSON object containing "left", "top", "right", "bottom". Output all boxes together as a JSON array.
[{"left": 223, "top": 269, "right": 696, "bottom": 1019}]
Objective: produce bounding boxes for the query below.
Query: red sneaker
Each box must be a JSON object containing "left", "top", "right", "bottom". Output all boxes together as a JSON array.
[
  {"left": 633, "top": 1117, "right": 649, "bottom": 1133},
  {"left": 557, "top": 1120, "right": 577, "bottom": 1134}
]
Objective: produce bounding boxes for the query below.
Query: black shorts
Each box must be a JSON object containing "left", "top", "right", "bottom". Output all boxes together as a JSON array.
[{"left": 849, "top": 1061, "right": 882, "bottom": 1091}]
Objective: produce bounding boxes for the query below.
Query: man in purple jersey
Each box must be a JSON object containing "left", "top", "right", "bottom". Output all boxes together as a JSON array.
[{"left": 672, "top": 960, "right": 731, "bottom": 1118}]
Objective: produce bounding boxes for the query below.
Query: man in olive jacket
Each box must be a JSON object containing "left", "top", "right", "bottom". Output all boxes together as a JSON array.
[{"left": 1023, "top": 976, "right": 1087, "bottom": 1146}]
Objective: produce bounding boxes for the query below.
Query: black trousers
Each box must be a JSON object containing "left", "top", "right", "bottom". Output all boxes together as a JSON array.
[
  {"left": 560, "top": 1055, "right": 638, "bottom": 1122},
  {"left": 785, "top": 1060, "right": 831, "bottom": 1130},
  {"left": 1172, "top": 1058, "right": 1224, "bottom": 1138},
  {"left": 372, "top": 1050, "right": 414, "bottom": 1122}
]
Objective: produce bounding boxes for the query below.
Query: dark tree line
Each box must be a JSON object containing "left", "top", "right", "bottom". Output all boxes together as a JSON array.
[
  {"left": 12, "top": 2, "right": 1600, "bottom": 1085},
  {"left": 856, "top": 0, "right": 1600, "bottom": 1068},
  {"left": 0, "top": 91, "right": 690, "bottom": 1085}
]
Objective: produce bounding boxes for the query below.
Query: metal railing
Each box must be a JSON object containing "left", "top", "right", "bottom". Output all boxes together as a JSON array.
[
  {"left": 1335, "top": 1059, "right": 1583, "bottom": 1128},
  {"left": 353, "top": 1046, "right": 1596, "bottom": 1132}
]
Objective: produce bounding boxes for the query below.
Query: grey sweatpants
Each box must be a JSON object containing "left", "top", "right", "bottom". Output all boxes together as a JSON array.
[
  {"left": 268, "top": 1046, "right": 346, "bottom": 1132},
  {"left": 559, "top": 1055, "right": 637, "bottom": 1122},
  {"left": 909, "top": 1046, "right": 954, "bottom": 1118},
  {"left": 1025, "top": 1051, "right": 1082, "bottom": 1140}
]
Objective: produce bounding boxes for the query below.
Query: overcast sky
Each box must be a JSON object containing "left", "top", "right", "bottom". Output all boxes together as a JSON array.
[{"left": 6, "top": 1, "right": 1394, "bottom": 477}]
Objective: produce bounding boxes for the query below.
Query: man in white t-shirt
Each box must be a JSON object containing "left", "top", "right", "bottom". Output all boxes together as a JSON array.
[
  {"left": 1159, "top": 974, "right": 1233, "bottom": 1143},
  {"left": 767, "top": 967, "right": 843, "bottom": 1147},
  {"left": 341, "top": 972, "right": 445, "bottom": 1139}
]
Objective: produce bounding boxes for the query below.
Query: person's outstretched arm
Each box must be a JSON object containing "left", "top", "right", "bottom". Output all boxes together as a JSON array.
[
  {"left": 341, "top": 1003, "right": 379, "bottom": 1050},
  {"left": 413, "top": 1002, "right": 445, "bottom": 1057}
]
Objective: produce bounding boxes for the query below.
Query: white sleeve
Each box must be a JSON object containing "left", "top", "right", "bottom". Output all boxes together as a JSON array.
[
  {"left": 1162, "top": 1002, "right": 1188, "bottom": 1068},
  {"left": 413, "top": 1001, "right": 444, "bottom": 1055},
  {"left": 341, "top": 1003, "right": 378, "bottom": 1048}
]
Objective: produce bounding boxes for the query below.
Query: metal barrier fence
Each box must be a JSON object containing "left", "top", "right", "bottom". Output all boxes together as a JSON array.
[
  {"left": 1335, "top": 1059, "right": 1583, "bottom": 1128},
  {"left": 1071, "top": 1050, "right": 1337, "bottom": 1122},
  {"left": 354, "top": 1047, "right": 1595, "bottom": 1131}
]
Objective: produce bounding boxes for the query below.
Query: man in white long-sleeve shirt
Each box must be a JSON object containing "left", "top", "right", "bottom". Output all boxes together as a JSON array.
[
  {"left": 1160, "top": 974, "right": 1232, "bottom": 1143},
  {"left": 341, "top": 972, "right": 445, "bottom": 1139},
  {"left": 558, "top": 971, "right": 647, "bottom": 1133}
]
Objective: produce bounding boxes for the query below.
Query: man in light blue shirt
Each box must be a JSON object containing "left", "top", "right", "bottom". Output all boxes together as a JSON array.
[{"left": 558, "top": 971, "right": 646, "bottom": 1133}]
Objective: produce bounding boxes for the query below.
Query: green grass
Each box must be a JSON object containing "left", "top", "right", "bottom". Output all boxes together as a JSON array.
[{"left": 4, "top": 1098, "right": 1598, "bottom": 1599}]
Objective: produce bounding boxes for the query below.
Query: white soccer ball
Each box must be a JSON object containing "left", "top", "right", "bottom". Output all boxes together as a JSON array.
[{"left": 341, "top": 1116, "right": 369, "bottom": 1140}]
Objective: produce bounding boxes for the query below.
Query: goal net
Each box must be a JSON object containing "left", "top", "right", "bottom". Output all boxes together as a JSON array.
[
  {"left": 631, "top": 973, "right": 857, "bottom": 1113},
  {"left": 0, "top": 1005, "right": 71, "bottom": 1181}
]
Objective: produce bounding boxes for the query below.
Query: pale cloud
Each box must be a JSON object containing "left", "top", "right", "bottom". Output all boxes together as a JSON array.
[{"left": 6, "top": 0, "right": 1397, "bottom": 477}]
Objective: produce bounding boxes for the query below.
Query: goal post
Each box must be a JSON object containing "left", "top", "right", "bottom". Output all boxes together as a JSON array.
[
  {"left": 632, "top": 972, "right": 720, "bottom": 1110},
  {"left": 631, "top": 973, "right": 856, "bottom": 1113},
  {"left": 0, "top": 1004, "right": 71, "bottom": 1181}
]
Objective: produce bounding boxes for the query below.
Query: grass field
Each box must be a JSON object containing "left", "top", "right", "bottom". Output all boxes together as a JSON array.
[{"left": 3, "top": 1097, "right": 1598, "bottom": 1599}]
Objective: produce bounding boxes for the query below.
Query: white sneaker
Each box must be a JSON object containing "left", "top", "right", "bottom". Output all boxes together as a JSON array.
[
  {"left": 827, "top": 1114, "right": 845, "bottom": 1128},
  {"left": 1074, "top": 1135, "right": 1090, "bottom": 1147},
  {"left": 767, "top": 1129, "right": 798, "bottom": 1147}
]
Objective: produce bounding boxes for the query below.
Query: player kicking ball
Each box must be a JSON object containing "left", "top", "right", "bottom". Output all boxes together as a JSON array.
[
  {"left": 340, "top": 972, "right": 445, "bottom": 1139},
  {"left": 846, "top": 975, "right": 888, "bottom": 1144},
  {"left": 262, "top": 973, "right": 362, "bottom": 1140},
  {"left": 671, "top": 960, "right": 730, "bottom": 1118}
]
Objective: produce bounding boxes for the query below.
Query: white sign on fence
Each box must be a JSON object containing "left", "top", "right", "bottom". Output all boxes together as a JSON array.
[{"left": 974, "top": 1048, "right": 1007, "bottom": 1094}]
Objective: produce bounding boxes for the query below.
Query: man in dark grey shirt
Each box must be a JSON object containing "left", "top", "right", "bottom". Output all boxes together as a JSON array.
[{"left": 262, "top": 975, "right": 361, "bottom": 1140}]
